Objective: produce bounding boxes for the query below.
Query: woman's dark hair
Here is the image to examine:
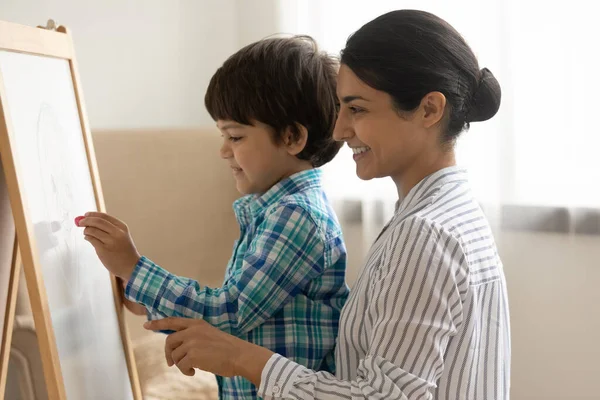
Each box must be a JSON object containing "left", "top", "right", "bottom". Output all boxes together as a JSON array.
[
  {"left": 205, "top": 36, "right": 342, "bottom": 167},
  {"left": 340, "top": 10, "right": 501, "bottom": 143}
]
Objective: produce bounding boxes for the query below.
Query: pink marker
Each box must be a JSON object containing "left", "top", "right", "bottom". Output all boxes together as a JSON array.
[{"left": 74, "top": 216, "right": 85, "bottom": 227}]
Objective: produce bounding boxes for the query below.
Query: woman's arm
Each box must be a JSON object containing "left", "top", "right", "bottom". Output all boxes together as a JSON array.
[
  {"left": 256, "top": 217, "right": 469, "bottom": 399},
  {"left": 145, "top": 217, "right": 469, "bottom": 400}
]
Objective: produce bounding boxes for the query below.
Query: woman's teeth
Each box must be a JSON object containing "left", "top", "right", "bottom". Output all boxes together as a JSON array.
[{"left": 352, "top": 146, "right": 371, "bottom": 155}]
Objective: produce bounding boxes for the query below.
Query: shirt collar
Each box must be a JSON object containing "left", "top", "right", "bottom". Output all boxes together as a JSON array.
[
  {"left": 396, "top": 166, "right": 469, "bottom": 214},
  {"left": 234, "top": 169, "right": 322, "bottom": 223}
]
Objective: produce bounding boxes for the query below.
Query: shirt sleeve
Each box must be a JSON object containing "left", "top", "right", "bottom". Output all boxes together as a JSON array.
[
  {"left": 124, "top": 203, "right": 327, "bottom": 336},
  {"left": 258, "top": 216, "right": 469, "bottom": 399}
]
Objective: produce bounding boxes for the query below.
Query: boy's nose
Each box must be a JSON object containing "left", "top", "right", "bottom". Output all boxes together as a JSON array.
[{"left": 220, "top": 141, "right": 232, "bottom": 159}]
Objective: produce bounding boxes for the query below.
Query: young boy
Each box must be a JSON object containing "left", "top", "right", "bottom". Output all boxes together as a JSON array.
[{"left": 78, "top": 36, "right": 349, "bottom": 399}]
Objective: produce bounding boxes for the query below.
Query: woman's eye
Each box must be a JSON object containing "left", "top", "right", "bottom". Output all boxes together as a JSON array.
[
  {"left": 349, "top": 106, "right": 364, "bottom": 114},
  {"left": 229, "top": 136, "right": 242, "bottom": 142}
]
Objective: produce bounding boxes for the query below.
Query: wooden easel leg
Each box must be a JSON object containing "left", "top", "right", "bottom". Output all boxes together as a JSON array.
[{"left": 0, "top": 238, "right": 22, "bottom": 397}]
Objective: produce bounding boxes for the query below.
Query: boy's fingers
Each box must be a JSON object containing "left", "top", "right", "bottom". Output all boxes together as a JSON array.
[
  {"left": 83, "top": 227, "right": 111, "bottom": 244},
  {"left": 78, "top": 217, "right": 118, "bottom": 235},
  {"left": 83, "top": 212, "right": 128, "bottom": 231},
  {"left": 84, "top": 235, "right": 103, "bottom": 249}
]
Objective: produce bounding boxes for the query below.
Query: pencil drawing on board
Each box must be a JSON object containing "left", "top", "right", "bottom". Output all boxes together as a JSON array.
[{"left": 35, "top": 102, "right": 85, "bottom": 304}]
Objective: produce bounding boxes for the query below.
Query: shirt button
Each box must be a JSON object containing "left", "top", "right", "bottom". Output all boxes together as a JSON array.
[{"left": 272, "top": 385, "right": 280, "bottom": 394}]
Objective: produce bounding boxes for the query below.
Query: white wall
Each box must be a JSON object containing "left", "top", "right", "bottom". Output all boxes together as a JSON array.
[
  {"left": 0, "top": 0, "right": 239, "bottom": 129},
  {"left": 235, "top": 0, "right": 282, "bottom": 47},
  {"left": 0, "top": 0, "right": 294, "bottom": 130}
]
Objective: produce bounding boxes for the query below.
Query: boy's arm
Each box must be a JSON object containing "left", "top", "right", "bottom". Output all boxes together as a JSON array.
[
  {"left": 124, "top": 204, "right": 330, "bottom": 336},
  {"left": 123, "top": 299, "right": 147, "bottom": 315},
  {"left": 116, "top": 278, "right": 147, "bottom": 315}
]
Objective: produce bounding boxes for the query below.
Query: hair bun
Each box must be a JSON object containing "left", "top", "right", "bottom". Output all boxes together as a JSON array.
[{"left": 466, "top": 68, "right": 501, "bottom": 123}]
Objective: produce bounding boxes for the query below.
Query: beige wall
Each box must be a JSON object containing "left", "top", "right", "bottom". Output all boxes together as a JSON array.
[
  {"left": 498, "top": 232, "right": 600, "bottom": 400},
  {"left": 92, "top": 129, "right": 240, "bottom": 340}
]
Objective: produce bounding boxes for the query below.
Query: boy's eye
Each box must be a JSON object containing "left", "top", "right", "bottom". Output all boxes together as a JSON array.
[{"left": 228, "top": 136, "right": 243, "bottom": 142}]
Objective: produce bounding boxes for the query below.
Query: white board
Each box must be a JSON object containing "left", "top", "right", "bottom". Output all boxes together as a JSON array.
[{"left": 0, "top": 50, "right": 134, "bottom": 400}]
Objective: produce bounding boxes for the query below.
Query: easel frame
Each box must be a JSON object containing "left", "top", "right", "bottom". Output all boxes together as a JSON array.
[
  {"left": 0, "top": 239, "right": 20, "bottom": 398},
  {"left": 0, "top": 19, "right": 141, "bottom": 399}
]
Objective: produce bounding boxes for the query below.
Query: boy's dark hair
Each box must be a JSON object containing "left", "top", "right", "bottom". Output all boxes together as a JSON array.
[{"left": 205, "top": 36, "right": 342, "bottom": 167}]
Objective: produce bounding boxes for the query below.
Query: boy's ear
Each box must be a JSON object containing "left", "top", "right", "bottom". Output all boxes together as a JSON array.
[{"left": 282, "top": 124, "right": 308, "bottom": 156}]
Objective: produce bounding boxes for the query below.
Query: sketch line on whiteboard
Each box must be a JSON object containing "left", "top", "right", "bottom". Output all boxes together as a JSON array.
[{"left": 35, "top": 102, "right": 85, "bottom": 303}]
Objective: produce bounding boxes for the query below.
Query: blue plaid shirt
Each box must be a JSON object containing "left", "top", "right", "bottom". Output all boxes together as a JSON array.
[{"left": 124, "top": 169, "right": 349, "bottom": 399}]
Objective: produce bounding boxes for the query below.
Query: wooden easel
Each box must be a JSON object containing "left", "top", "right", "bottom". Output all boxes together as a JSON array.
[
  {"left": 0, "top": 238, "right": 20, "bottom": 398},
  {"left": 0, "top": 20, "right": 141, "bottom": 399}
]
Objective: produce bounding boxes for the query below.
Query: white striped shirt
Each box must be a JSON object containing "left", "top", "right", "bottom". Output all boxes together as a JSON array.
[{"left": 258, "top": 166, "right": 511, "bottom": 399}]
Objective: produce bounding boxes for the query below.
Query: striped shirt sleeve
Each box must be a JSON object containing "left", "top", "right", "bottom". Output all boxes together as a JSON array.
[
  {"left": 124, "top": 204, "right": 326, "bottom": 336},
  {"left": 258, "top": 216, "right": 469, "bottom": 399}
]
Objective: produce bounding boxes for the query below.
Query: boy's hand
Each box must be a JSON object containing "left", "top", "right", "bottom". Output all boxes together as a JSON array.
[{"left": 77, "top": 212, "right": 141, "bottom": 281}]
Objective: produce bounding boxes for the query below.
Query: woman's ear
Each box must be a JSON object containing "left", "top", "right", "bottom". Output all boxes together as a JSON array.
[
  {"left": 420, "top": 91, "right": 447, "bottom": 128},
  {"left": 283, "top": 124, "right": 308, "bottom": 156}
]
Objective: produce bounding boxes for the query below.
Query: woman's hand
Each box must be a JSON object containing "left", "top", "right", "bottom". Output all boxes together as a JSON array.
[
  {"left": 144, "top": 317, "right": 274, "bottom": 386},
  {"left": 77, "top": 212, "right": 141, "bottom": 280}
]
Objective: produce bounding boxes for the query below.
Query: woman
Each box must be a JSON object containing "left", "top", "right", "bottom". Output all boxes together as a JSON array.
[{"left": 145, "top": 9, "right": 510, "bottom": 399}]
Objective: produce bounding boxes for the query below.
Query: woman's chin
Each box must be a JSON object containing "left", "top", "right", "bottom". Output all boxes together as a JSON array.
[{"left": 356, "top": 169, "right": 376, "bottom": 181}]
